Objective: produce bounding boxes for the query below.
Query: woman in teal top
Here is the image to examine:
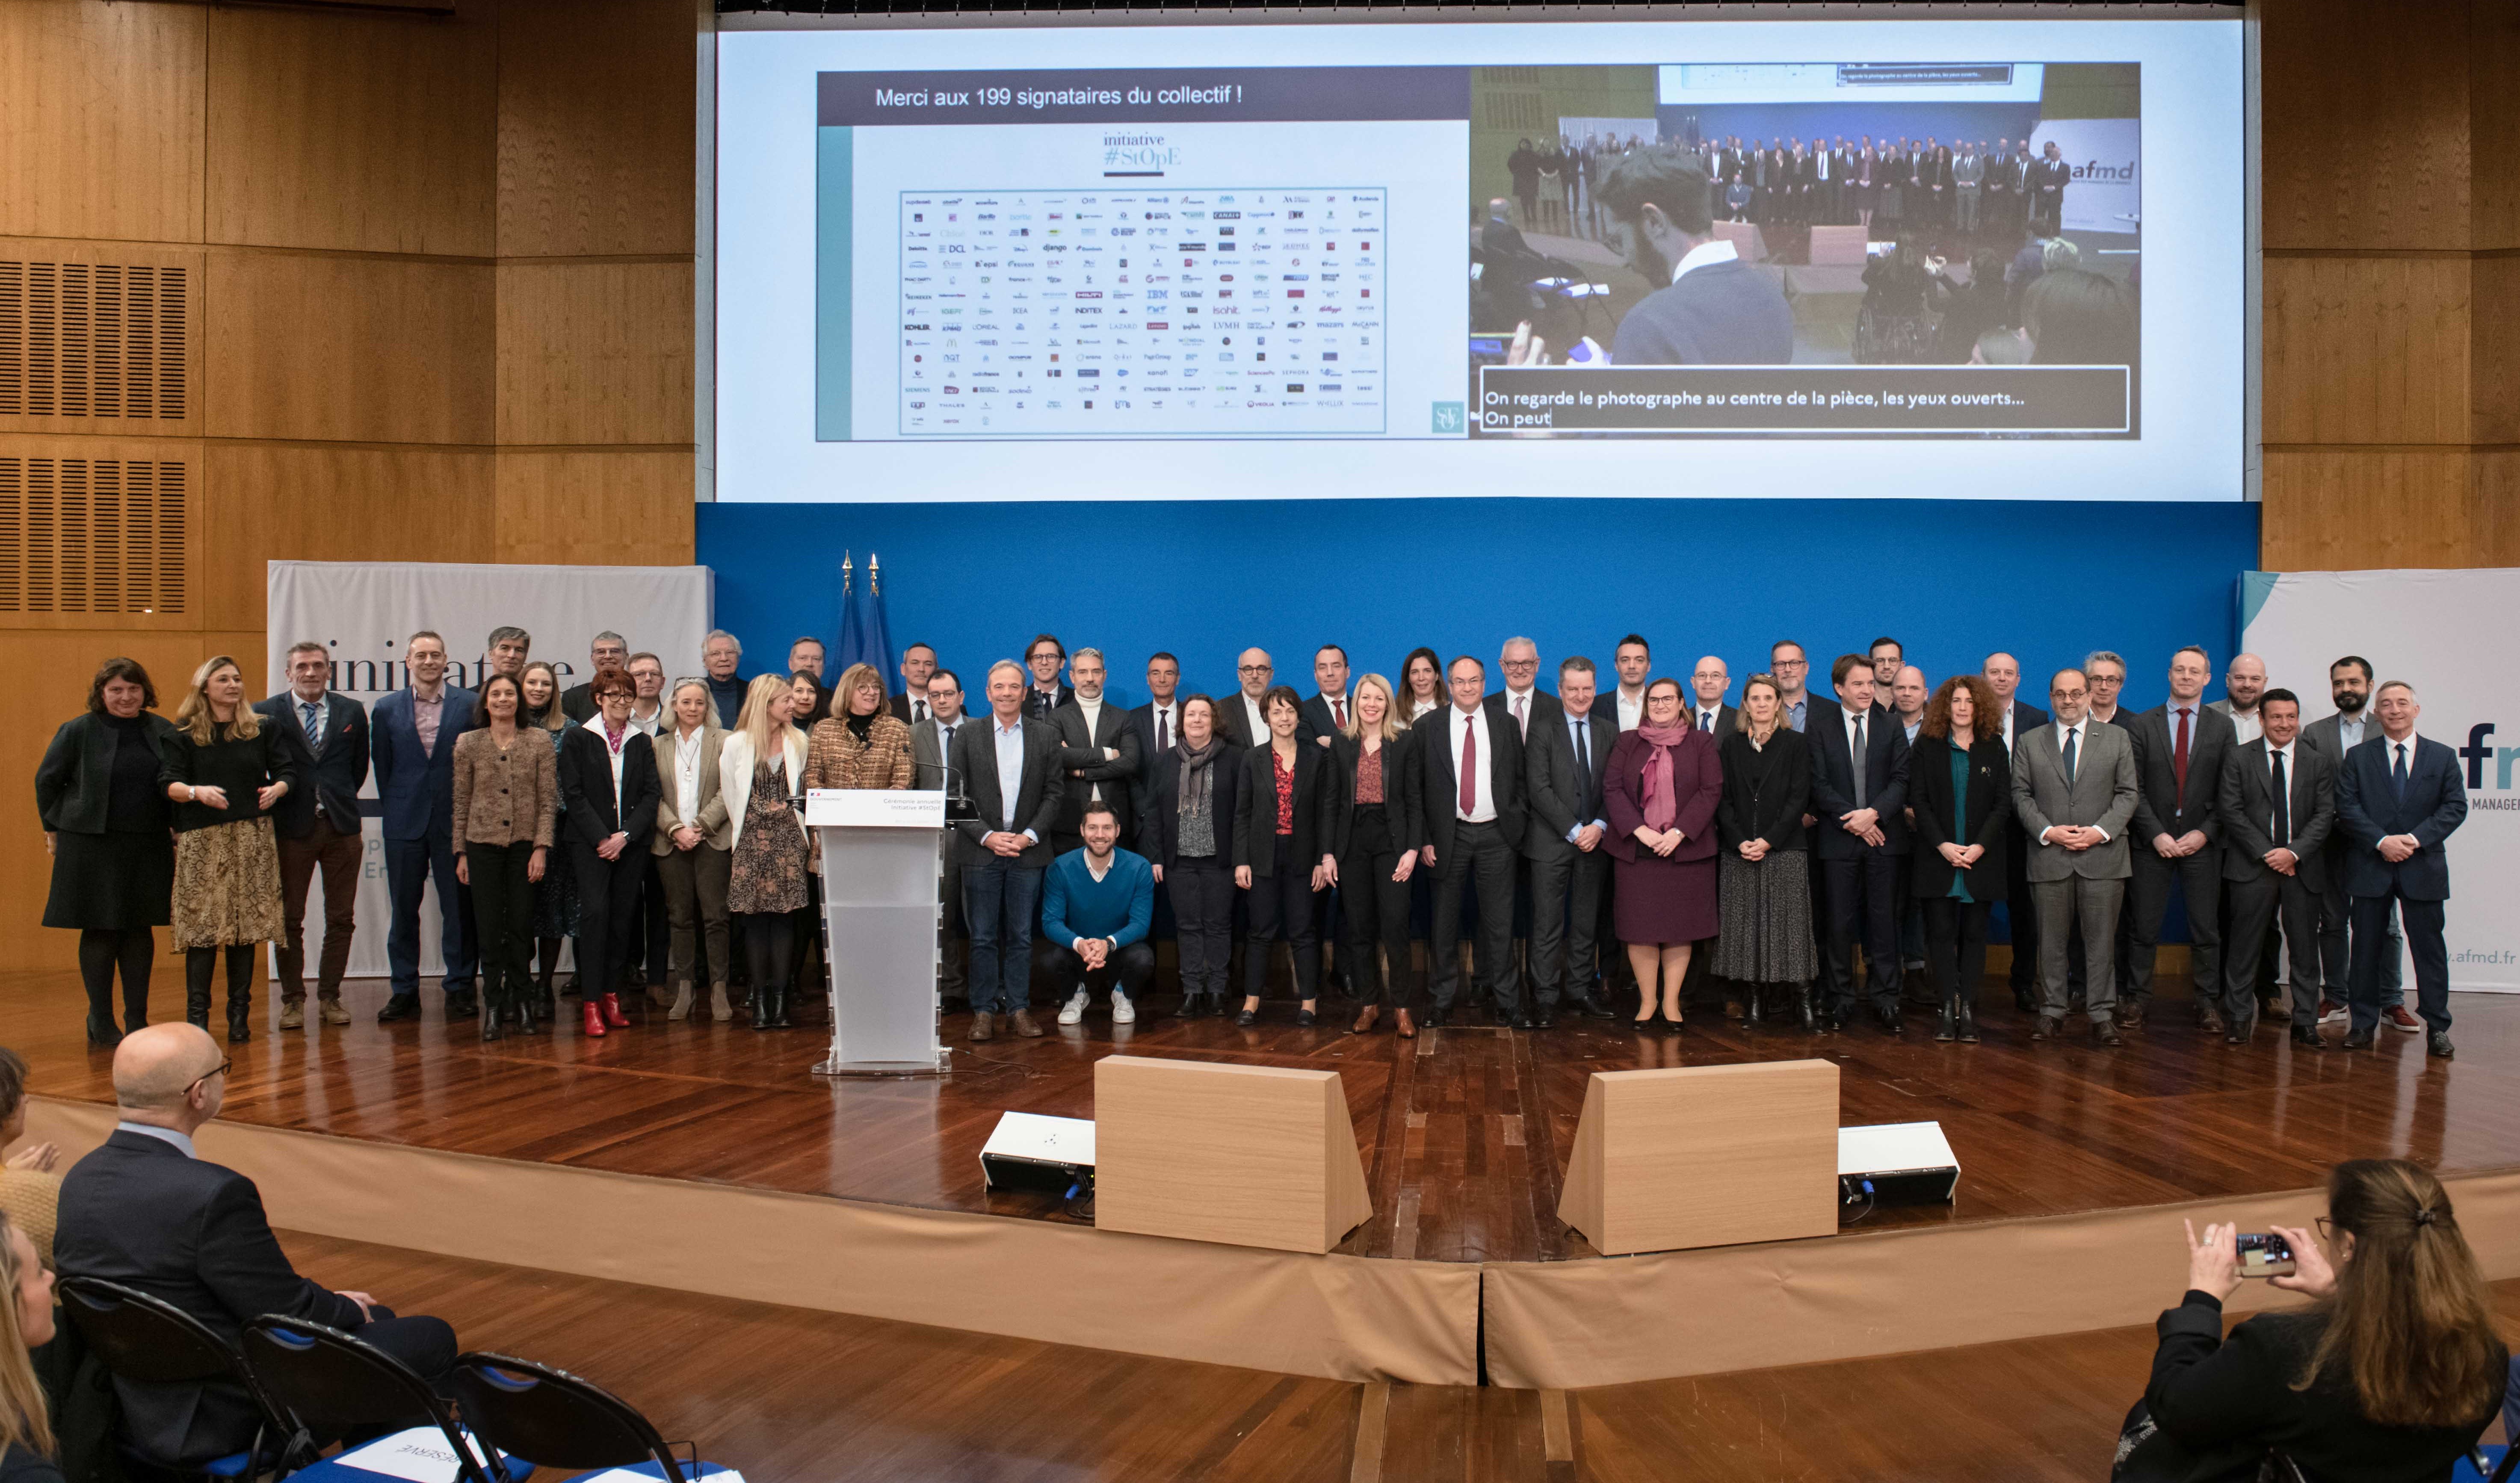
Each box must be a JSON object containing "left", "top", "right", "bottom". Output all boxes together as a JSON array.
[{"left": 1908, "top": 675, "right": 2012, "bottom": 1043}]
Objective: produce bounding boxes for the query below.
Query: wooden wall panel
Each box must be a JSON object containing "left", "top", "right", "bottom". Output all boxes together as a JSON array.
[
  {"left": 493, "top": 451, "right": 694, "bottom": 567},
  {"left": 2473, "top": 1, "right": 2520, "bottom": 254},
  {"left": 204, "top": 0, "right": 497, "bottom": 256},
  {"left": 0, "top": 240, "right": 207, "bottom": 440},
  {"left": 496, "top": 0, "right": 698, "bottom": 259},
  {"left": 494, "top": 261, "right": 695, "bottom": 447},
  {"left": 2260, "top": 450, "right": 2477, "bottom": 571},
  {"left": 201, "top": 444, "right": 496, "bottom": 631},
  {"left": 2472, "top": 451, "right": 2520, "bottom": 569},
  {"left": 2472, "top": 255, "right": 2519, "bottom": 447},
  {"left": 207, "top": 254, "right": 494, "bottom": 445},
  {"left": 0, "top": 432, "right": 204, "bottom": 633},
  {"left": 0, "top": 0, "right": 206, "bottom": 245},
  {"left": 2260, "top": 257, "right": 2472, "bottom": 446},
  {"left": 2260, "top": 0, "right": 2473, "bottom": 252}
]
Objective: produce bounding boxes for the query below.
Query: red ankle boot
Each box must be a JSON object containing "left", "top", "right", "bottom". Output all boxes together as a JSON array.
[
  {"left": 581, "top": 1000, "right": 607, "bottom": 1037},
  {"left": 600, "top": 992, "right": 630, "bottom": 1029}
]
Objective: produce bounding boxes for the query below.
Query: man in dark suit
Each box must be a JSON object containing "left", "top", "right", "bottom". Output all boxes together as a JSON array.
[
  {"left": 1686, "top": 655, "right": 1737, "bottom": 741},
  {"left": 781, "top": 636, "right": 831, "bottom": 727},
  {"left": 949, "top": 660, "right": 1066, "bottom": 1042},
  {"left": 887, "top": 642, "right": 938, "bottom": 727},
  {"left": 558, "top": 629, "right": 628, "bottom": 722},
  {"left": 1021, "top": 634, "right": 1074, "bottom": 720},
  {"left": 2218, "top": 690, "right": 2334, "bottom": 1048},
  {"left": 2333, "top": 681, "right": 2467, "bottom": 1057},
  {"left": 1523, "top": 658, "right": 1619, "bottom": 1024},
  {"left": 1125, "top": 652, "right": 1183, "bottom": 823},
  {"left": 1983, "top": 651, "right": 2050, "bottom": 1010},
  {"left": 1048, "top": 647, "right": 1141, "bottom": 858},
  {"left": 1807, "top": 654, "right": 1913, "bottom": 1033},
  {"left": 2122, "top": 646, "right": 2239, "bottom": 1031},
  {"left": 2026, "top": 139, "right": 2071, "bottom": 236},
  {"left": 1298, "top": 643, "right": 1352, "bottom": 749},
  {"left": 370, "top": 630, "right": 478, "bottom": 1024},
  {"left": 2300, "top": 654, "right": 2405, "bottom": 1029},
  {"left": 1218, "top": 647, "right": 1275, "bottom": 750},
  {"left": 1414, "top": 656, "right": 1526, "bottom": 1027},
  {"left": 912, "top": 669, "right": 967, "bottom": 1008},
  {"left": 1487, "top": 637, "right": 1558, "bottom": 1001},
  {"left": 255, "top": 642, "right": 371, "bottom": 1032},
  {"left": 58, "top": 1024, "right": 458, "bottom": 1467},
  {"left": 1594, "top": 150, "right": 1794, "bottom": 365}
]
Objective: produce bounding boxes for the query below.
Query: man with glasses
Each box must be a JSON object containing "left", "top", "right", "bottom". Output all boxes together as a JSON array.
[
  {"left": 2010, "top": 667, "right": 2140, "bottom": 1046},
  {"left": 560, "top": 629, "right": 630, "bottom": 721},
  {"left": 1023, "top": 634, "right": 1074, "bottom": 720},
  {"left": 1222, "top": 648, "right": 1275, "bottom": 749},
  {"left": 1770, "top": 641, "right": 1813, "bottom": 733},
  {"left": 57, "top": 1025, "right": 461, "bottom": 1465}
]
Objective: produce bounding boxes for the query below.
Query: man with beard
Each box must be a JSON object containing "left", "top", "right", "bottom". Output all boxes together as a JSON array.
[
  {"left": 1594, "top": 151, "right": 1793, "bottom": 366},
  {"left": 2302, "top": 655, "right": 2408, "bottom": 1030}
]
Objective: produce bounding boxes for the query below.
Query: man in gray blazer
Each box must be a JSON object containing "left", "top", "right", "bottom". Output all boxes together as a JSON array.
[
  {"left": 2298, "top": 654, "right": 2406, "bottom": 1027},
  {"left": 2217, "top": 689, "right": 2334, "bottom": 1047},
  {"left": 2011, "top": 667, "right": 2140, "bottom": 1045},
  {"left": 2122, "top": 646, "right": 2239, "bottom": 1030},
  {"left": 912, "top": 669, "right": 968, "bottom": 1010},
  {"left": 948, "top": 660, "right": 1066, "bottom": 1041}
]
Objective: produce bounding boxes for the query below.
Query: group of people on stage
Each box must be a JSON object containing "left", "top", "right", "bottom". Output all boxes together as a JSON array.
[{"left": 36, "top": 624, "right": 2467, "bottom": 1058}]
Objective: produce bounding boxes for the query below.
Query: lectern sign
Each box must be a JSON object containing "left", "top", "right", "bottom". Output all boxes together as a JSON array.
[{"left": 806, "top": 788, "right": 946, "bottom": 828}]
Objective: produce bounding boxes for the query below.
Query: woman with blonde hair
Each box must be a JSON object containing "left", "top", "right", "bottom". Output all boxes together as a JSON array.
[
  {"left": 0, "top": 1210, "right": 59, "bottom": 1481},
  {"left": 1329, "top": 675, "right": 1421, "bottom": 1036},
  {"left": 520, "top": 660, "right": 580, "bottom": 1014},
  {"left": 158, "top": 657, "right": 295, "bottom": 1044},
  {"left": 802, "top": 662, "right": 914, "bottom": 792},
  {"left": 722, "top": 674, "right": 811, "bottom": 1029},
  {"left": 652, "top": 678, "right": 734, "bottom": 1022},
  {"left": 2124, "top": 1158, "right": 2508, "bottom": 1479}
]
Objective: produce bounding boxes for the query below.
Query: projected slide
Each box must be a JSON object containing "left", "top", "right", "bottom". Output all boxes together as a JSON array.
[{"left": 719, "top": 18, "right": 2244, "bottom": 500}]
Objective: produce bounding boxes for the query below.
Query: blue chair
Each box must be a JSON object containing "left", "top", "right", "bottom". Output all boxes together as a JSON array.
[
  {"left": 53, "top": 1276, "right": 311, "bottom": 1480},
  {"left": 241, "top": 1317, "right": 526, "bottom": 1483},
  {"left": 450, "top": 1354, "right": 716, "bottom": 1483},
  {"left": 2456, "top": 1444, "right": 2515, "bottom": 1483}
]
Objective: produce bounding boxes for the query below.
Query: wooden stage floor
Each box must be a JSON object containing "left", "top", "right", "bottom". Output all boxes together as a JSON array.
[{"left": 10, "top": 968, "right": 2517, "bottom": 1263}]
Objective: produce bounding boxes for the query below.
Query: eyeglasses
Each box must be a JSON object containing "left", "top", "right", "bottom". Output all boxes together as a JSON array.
[
  {"left": 189, "top": 1057, "right": 232, "bottom": 1092},
  {"left": 2313, "top": 1217, "right": 2334, "bottom": 1244},
  {"left": 1773, "top": 659, "right": 1809, "bottom": 670},
  {"left": 1238, "top": 665, "right": 1272, "bottom": 675}
]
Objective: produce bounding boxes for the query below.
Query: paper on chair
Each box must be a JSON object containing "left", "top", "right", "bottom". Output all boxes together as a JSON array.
[
  {"left": 331, "top": 1427, "right": 504, "bottom": 1483},
  {"left": 573, "top": 1469, "right": 745, "bottom": 1483}
]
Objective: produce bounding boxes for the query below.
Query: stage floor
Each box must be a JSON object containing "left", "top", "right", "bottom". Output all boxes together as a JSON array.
[{"left": 11, "top": 968, "right": 2516, "bottom": 1264}]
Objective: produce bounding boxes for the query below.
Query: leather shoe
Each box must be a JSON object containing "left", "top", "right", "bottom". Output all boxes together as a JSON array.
[
  {"left": 2224, "top": 1021, "right": 2252, "bottom": 1045},
  {"left": 1573, "top": 994, "right": 1615, "bottom": 1020},
  {"left": 1296, "top": 1008, "right": 1317, "bottom": 1028},
  {"left": 1395, "top": 1009, "right": 1416, "bottom": 1039},
  {"left": 2341, "top": 1028, "right": 2375, "bottom": 1050},
  {"left": 1531, "top": 1010, "right": 1556, "bottom": 1029},
  {"left": 278, "top": 1001, "right": 305, "bottom": 1031},
  {"left": 2093, "top": 1021, "right": 2124, "bottom": 1047},
  {"left": 1234, "top": 1008, "right": 1258, "bottom": 1027},
  {"left": 580, "top": 1000, "right": 607, "bottom": 1037},
  {"left": 446, "top": 990, "right": 479, "bottom": 1021},
  {"left": 599, "top": 992, "right": 630, "bottom": 1029},
  {"left": 1350, "top": 1006, "right": 1380, "bottom": 1035},
  {"left": 2031, "top": 1015, "right": 2061, "bottom": 1042},
  {"left": 1421, "top": 1008, "right": 1450, "bottom": 1029},
  {"left": 2289, "top": 1026, "right": 2325, "bottom": 1050},
  {"left": 2011, "top": 986, "right": 2036, "bottom": 1014},
  {"left": 2428, "top": 1030, "right": 2455, "bottom": 1059},
  {"left": 1009, "top": 1009, "right": 1045, "bottom": 1038},
  {"left": 319, "top": 998, "right": 352, "bottom": 1026},
  {"left": 376, "top": 995, "right": 421, "bottom": 1024},
  {"left": 2119, "top": 1003, "right": 2146, "bottom": 1030},
  {"left": 1875, "top": 1004, "right": 1902, "bottom": 1035},
  {"left": 2197, "top": 1007, "right": 2224, "bottom": 1035},
  {"left": 968, "top": 1011, "right": 994, "bottom": 1042},
  {"left": 1509, "top": 1013, "right": 1536, "bottom": 1030}
]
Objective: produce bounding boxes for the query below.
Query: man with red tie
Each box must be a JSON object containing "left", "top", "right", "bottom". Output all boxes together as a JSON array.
[
  {"left": 2123, "top": 645, "right": 2238, "bottom": 1032},
  {"left": 1414, "top": 656, "right": 1528, "bottom": 1027},
  {"left": 1298, "top": 645, "right": 1353, "bottom": 748}
]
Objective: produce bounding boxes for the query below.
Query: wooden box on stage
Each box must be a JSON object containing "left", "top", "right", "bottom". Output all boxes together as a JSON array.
[
  {"left": 1556, "top": 1060, "right": 1839, "bottom": 1256},
  {"left": 1092, "top": 1055, "right": 1371, "bottom": 1255}
]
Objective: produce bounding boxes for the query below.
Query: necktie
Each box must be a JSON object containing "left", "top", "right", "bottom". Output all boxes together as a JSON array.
[
  {"left": 2172, "top": 707, "right": 2191, "bottom": 799},
  {"left": 914, "top": 699, "right": 928, "bottom": 725},
  {"left": 1851, "top": 715, "right": 1867, "bottom": 809},
  {"left": 1700, "top": 709, "right": 1713, "bottom": 732},
  {"left": 2062, "top": 725, "right": 2079, "bottom": 785},
  {"left": 1459, "top": 717, "right": 1478, "bottom": 817},
  {"left": 301, "top": 701, "right": 323, "bottom": 758},
  {"left": 2392, "top": 743, "right": 2408, "bottom": 799},
  {"left": 1574, "top": 720, "right": 1592, "bottom": 799},
  {"left": 1156, "top": 709, "right": 1169, "bottom": 751},
  {"left": 2270, "top": 748, "right": 2290, "bottom": 848},
  {"left": 1333, "top": 697, "right": 1347, "bottom": 729},
  {"left": 1513, "top": 693, "right": 1528, "bottom": 738}
]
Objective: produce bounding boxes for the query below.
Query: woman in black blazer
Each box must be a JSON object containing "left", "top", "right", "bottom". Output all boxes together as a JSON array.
[
  {"left": 1710, "top": 675, "right": 1816, "bottom": 1029},
  {"left": 2121, "top": 1158, "right": 2505, "bottom": 1483},
  {"left": 559, "top": 666, "right": 662, "bottom": 1036},
  {"left": 1906, "top": 675, "right": 2013, "bottom": 1043},
  {"left": 1140, "top": 695, "right": 1242, "bottom": 1018},
  {"left": 1232, "top": 687, "right": 1336, "bottom": 1027},
  {"left": 1328, "top": 675, "right": 1422, "bottom": 1037},
  {"left": 35, "top": 658, "right": 180, "bottom": 1047}
]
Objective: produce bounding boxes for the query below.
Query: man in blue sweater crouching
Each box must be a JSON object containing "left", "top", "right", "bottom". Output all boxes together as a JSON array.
[{"left": 1038, "top": 800, "right": 1157, "bottom": 1026}]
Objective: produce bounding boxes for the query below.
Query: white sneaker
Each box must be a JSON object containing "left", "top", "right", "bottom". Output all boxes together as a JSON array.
[
  {"left": 1110, "top": 989, "right": 1136, "bottom": 1025},
  {"left": 1057, "top": 988, "right": 1088, "bottom": 1026}
]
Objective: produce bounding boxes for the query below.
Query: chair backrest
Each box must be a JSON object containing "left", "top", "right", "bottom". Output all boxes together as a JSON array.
[
  {"left": 242, "top": 1317, "right": 506, "bottom": 1483},
  {"left": 451, "top": 1353, "right": 687, "bottom": 1481},
  {"left": 55, "top": 1276, "right": 239, "bottom": 1388}
]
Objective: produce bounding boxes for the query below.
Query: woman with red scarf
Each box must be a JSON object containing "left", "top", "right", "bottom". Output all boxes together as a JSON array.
[
  {"left": 558, "top": 666, "right": 662, "bottom": 1036},
  {"left": 1604, "top": 677, "right": 1723, "bottom": 1031}
]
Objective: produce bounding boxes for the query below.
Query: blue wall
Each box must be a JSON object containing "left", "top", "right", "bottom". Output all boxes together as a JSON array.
[{"left": 698, "top": 497, "right": 2259, "bottom": 717}]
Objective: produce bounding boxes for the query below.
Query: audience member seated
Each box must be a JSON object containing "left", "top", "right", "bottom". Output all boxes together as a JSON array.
[
  {"left": 1035, "top": 802, "right": 1156, "bottom": 1027},
  {"left": 2116, "top": 1158, "right": 2506, "bottom": 1480},
  {"left": 55, "top": 1024, "right": 458, "bottom": 1470},
  {"left": 0, "top": 1211, "right": 62, "bottom": 1483},
  {"left": 0, "top": 1054, "right": 59, "bottom": 1270}
]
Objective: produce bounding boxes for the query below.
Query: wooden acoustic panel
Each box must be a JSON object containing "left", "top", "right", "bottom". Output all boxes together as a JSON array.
[
  {"left": 1557, "top": 1060, "right": 1839, "bottom": 1256},
  {"left": 0, "top": 435, "right": 196, "bottom": 625},
  {"left": 495, "top": 0, "right": 697, "bottom": 259},
  {"left": 2261, "top": 256, "right": 2471, "bottom": 447},
  {"left": 207, "top": 252, "right": 493, "bottom": 445},
  {"left": 492, "top": 450, "right": 692, "bottom": 568},
  {"left": 2259, "top": 0, "right": 2474, "bottom": 252},
  {"left": 0, "top": 0, "right": 207, "bottom": 245},
  {"left": 494, "top": 260, "right": 695, "bottom": 447},
  {"left": 0, "top": 248, "right": 202, "bottom": 435},
  {"left": 2260, "top": 448, "right": 2479, "bottom": 571},
  {"left": 1094, "top": 1054, "right": 1370, "bottom": 1255},
  {"left": 201, "top": 443, "right": 494, "bottom": 630}
]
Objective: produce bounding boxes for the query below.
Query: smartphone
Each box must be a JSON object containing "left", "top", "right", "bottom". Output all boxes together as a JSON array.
[{"left": 2236, "top": 1232, "right": 2296, "bottom": 1279}]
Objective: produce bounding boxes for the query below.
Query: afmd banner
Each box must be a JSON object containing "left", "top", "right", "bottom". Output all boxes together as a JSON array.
[
  {"left": 2029, "top": 117, "right": 2139, "bottom": 236},
  {"left": 2242, "top": 568, "right": 2520, "bottom": 992},
  {"left": 266, "top": 561, "right": 716, "bottom": 980}
]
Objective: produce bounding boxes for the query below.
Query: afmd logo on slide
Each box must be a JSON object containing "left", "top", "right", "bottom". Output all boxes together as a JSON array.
[{"left": 2458, "top": 723, "right": 2520, "bottom": 810}]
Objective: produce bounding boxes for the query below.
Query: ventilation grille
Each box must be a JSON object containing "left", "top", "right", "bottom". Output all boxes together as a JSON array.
[
  {"left": 0, "top": 456, "right": 189, "bottom": 614},
  {"left": 0, "top": 261, "right": 190, "bottom": 421},
  {"left": 1479, "top": 92, "right": 1547, "bottom": 133}
]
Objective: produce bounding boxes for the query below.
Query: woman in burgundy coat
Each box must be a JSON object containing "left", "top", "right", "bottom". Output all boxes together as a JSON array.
[{"left": 1604, "top": 677, "right": 1724, "bottom": 1031}]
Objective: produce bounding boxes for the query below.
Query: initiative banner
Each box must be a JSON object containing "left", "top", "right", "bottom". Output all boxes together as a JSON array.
[
  {"left": 265, "top": 561, "right": 716, "bottom": 980},
  {"left": 2241, "top": 568, "right": 2520, "bottom": 992}
]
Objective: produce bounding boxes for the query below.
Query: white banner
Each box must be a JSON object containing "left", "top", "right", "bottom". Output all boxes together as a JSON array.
[
  {"left": 2028, "top": 117, "right": 2140, "bottom": 236},
  {"left": 2242, "top": 568, "right": 2520, "bottom": 992},
  {"left": 265, "top": 561, "right": 716, "bottom": 980}
]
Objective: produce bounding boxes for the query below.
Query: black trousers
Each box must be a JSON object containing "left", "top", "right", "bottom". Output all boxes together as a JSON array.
[
  {"left": 2124, "top": 846, "right": 2223, "bottom": 1010},
  {"left": 465, "top": 841, "right": 538, "bottom": 1012},
  {"left": 79, "top": 926, "right": 154, "bottom": 1030},
  {"left": 1430, "top": 820, "right": 1517, "bottom": 1015},
  {"left": 1921, "top": 895, "right": 1991, "bottom": 1006},
  {"left": 2003, "top": 822, "right": 2041, "bottom": 993},
  {"left": 570, "top": 842, "right": 647, "bottom": 1002},
  {"left": 1245, "top": 835, "right": 1320, "bottom": 1000},
  {"left": 740, "top": 911, "right": 796, "bottom": 995},
  {"left": 1528, "top": 845, "right": 1610, "bottom": 1010},
  {"left": 1339, "top": 807, "right": 1415, "bottom": 1009},
  {"left": 1816, "top": 851, "right": 1903, "bottom": 1014},
  {"left": 2349, "top": 891, "right": 2449, "bottom": 1036},
  {"left": 2225, "top": 871, "right": 2321, "bottom": 1028},
  {"left": 1035, "top": 938, "right": 1155, "bottom": 999},
  {"left": 1166, "top": 858, "right": 1236, "bottom": 998}
]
